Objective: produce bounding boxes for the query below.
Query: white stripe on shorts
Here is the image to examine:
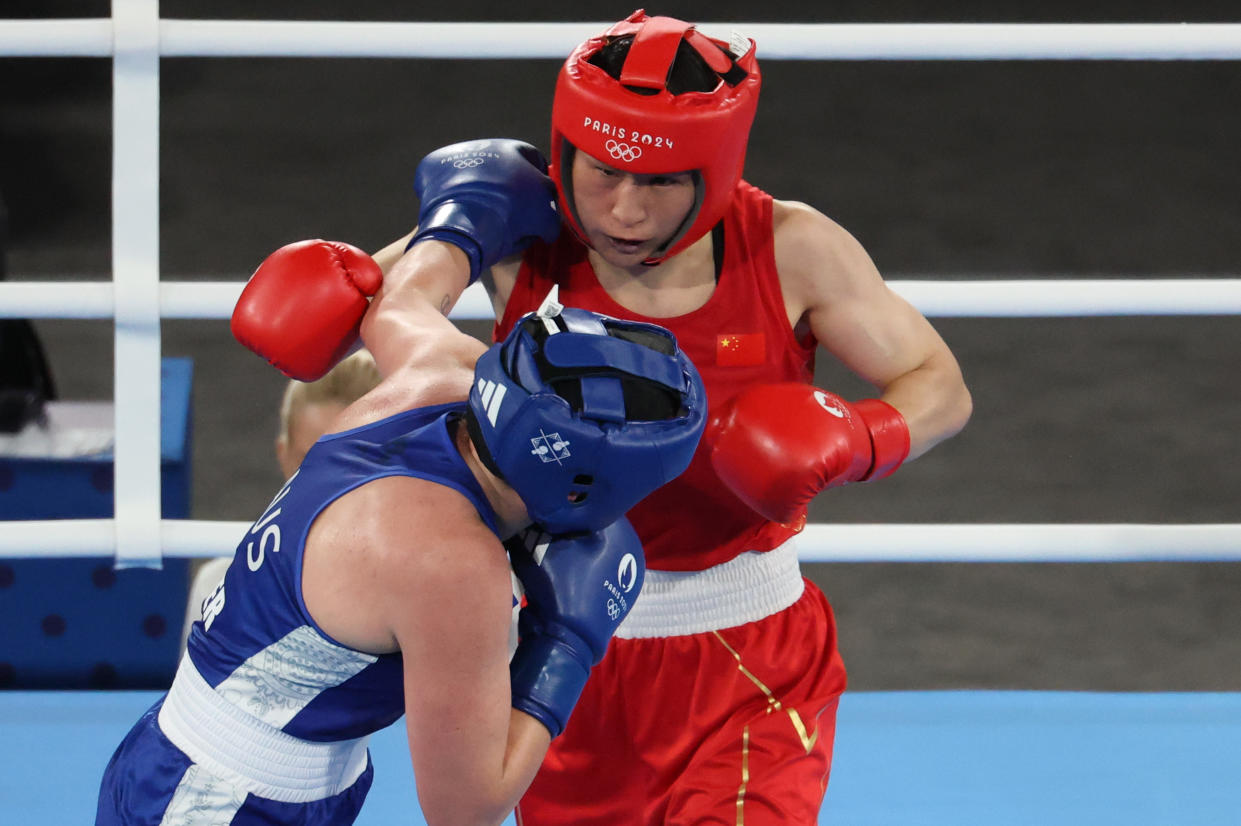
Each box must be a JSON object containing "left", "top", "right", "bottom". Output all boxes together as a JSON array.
[{"left": 160, "top": 763, "right": 247, "bottom": 826}]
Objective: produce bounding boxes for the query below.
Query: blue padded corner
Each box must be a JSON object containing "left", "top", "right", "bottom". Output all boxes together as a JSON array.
[{"left": 0, "top": 357, "right": 194, "bottom": 689}]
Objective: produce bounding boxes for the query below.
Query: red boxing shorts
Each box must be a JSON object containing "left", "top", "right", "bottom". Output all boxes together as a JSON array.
[{"left": 516, "top": 541, "right": 847, "bottom": 825}]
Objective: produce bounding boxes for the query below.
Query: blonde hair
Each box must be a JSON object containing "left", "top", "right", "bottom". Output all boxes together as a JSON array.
[{"left": 277, "top": 349, "right": 382, "bottom": 443}]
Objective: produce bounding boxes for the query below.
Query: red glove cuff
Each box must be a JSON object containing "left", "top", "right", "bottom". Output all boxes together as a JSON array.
[{"left": 853, "top": 398, "right": 910, "bottom": 481}]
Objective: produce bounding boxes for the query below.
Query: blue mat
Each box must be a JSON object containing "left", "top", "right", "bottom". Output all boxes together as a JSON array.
[{"left": 6, "top": 691, "right": 1240, "bottom": 825}]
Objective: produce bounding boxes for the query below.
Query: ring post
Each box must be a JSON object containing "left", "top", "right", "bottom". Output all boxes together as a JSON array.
[{"left": 111, "top": 0, "right": 163, "bottom": 568}]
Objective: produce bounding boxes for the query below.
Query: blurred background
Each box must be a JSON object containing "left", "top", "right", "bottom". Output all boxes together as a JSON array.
[{"left": 2, "top": 2, "right": 1239, "bottom": 690}]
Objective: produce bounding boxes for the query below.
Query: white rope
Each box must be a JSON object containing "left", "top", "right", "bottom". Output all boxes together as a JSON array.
[
  {"left": 799, "top": 524, "right": 1241, "bottom": 563},
  {"left": 0, "top": 520, "right": 1237, "bottom": 563},
  {"left": 0, "top": 520, "right": 244, "bottom": 560},
  {"left": 4, "top": 19, "right": 1241, "bottom": 60},
  {"left": 886, "top": 279, "right": 1241, "bottom": 318},
  {"left": 4, "top": 279, "right": 1240, "bottom": 321},
  {"left": 0, "top": 19, "right": 113, "bottom": 56}
]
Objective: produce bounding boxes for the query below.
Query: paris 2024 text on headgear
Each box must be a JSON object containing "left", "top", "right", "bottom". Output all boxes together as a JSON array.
[{"left": 550, "top": 9, "right": 761, "bottom": 265}]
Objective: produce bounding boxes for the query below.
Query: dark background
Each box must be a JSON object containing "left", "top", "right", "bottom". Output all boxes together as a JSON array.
[{"left": 3, "top": 2, "right": 1238, "bottom": 690}]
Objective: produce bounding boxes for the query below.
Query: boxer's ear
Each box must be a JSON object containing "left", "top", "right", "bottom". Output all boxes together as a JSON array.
[{"left": 275, "top": 434, "right": 294, "bottom": 480}]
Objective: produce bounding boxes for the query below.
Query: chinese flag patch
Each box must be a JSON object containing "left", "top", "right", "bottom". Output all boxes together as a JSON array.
[{"left": 716, "top": 333, "right": 766, "bottom": 367}]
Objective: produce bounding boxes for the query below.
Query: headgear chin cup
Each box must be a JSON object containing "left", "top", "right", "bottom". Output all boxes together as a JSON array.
[
  {"left": 467, "top": 303, "right": 706, "bottom": 535},
  {"left": 551, "top": 9, "right": 761, "bottom": 265}
]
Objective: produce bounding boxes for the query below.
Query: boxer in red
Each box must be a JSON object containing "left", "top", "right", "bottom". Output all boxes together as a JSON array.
[{"left": 241, "top": 10, "right": 973, "bottom": 824}]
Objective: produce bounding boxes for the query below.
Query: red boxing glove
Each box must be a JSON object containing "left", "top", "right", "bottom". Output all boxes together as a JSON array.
[
  {"left": 231, "top": 240, "right": 383, "bottom": 381},
  {"left": 705, "top": 383, "right": 911, "bottom": 524}
]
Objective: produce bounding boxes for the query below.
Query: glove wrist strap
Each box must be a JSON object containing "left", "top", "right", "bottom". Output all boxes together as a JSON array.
[
  {"left": 854, "top": 398, "right": 910, "bottom": 481},
  {"left": 407, "top": 200, "right": 511, "bottom": 284},
  {"left": 509, "top": 633, "right": 592, "bottom": 739}
]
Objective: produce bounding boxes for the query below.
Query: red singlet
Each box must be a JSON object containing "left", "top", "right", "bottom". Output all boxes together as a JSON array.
[{"left": 497, "top": 181, "right": 817, "bottom": 572}]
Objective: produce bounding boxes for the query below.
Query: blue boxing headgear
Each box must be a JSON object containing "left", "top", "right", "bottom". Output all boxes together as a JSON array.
[{"left": 466, "top": 301, "right": 706, "bottom": 535}]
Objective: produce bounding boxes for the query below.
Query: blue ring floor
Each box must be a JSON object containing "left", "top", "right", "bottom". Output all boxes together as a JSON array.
[{"left": 6, "top": 690, "right": 1240, "bottom": 825}]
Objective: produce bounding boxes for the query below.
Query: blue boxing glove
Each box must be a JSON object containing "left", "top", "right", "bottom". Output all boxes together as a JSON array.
[
  {"left": 507, "top": 518, "right": 645, "bottom": 738},
  {"left": 407, "top": 138, "right": 561, "bottom": 284}
]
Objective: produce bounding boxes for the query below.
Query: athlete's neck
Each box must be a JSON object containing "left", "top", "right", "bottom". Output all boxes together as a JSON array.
[
  {"left": 587, "top": 232, "right": 716, "bottom": 319},
  {"left": 452, "top": 416, "right": 530, "bottom": 539}
]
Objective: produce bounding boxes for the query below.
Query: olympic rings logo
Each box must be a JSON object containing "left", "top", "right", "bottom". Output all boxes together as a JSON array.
[
  {"left": 453, "top": 157, "right": 486, "bottom": 169},
  {"left": 605, "top": 139, "right": 642, "bottom": 163}
]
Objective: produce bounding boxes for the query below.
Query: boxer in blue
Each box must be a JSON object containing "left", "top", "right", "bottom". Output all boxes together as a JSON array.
[{"left": 96, "top": 144, "right": 705, "bottom": 826}]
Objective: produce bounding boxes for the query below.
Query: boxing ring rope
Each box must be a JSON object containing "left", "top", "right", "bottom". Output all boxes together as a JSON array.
[
  {"left": 7, "top": 19, "right": 1241, "bottom": 60},
  {"left": 2, "top": 10, "right": 1239, "bottom": 565},
  {"left": 2, "top": 519, "right": 1239, "bottom": 564},
  {"left": 5, "top": 279, "right": 1241, "bottom": 321}
]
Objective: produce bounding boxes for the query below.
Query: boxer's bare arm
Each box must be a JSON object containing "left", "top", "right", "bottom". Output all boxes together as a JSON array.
[
  {"left": 324, "top": 242, "right": 485, "bottom": 432},
  {"left": 303, "top": 477, "right": 549, "bottom": 823},
  {"left": 361, "top": 242, "right": 483, "bottom": 371},
  {"left": 773, "top": 199, "right": 972, "bottom": 460},
  {"left": 394, "top": 491, "right": 550, "bottom": 824},
  {"left": 375, "top": 232, "right": 522, "bottom": 325}
]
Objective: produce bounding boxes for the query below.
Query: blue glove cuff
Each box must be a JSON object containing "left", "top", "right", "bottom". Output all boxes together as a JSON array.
[
  {"left": 406, "top": 200, "right": 508, "bottom": 285},
  {"left": 509, "top": 632, "right": 593, "bottom": 739}
]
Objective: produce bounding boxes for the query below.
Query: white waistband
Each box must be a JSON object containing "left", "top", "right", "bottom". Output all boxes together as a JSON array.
[
  {"left": 158, "top": 656, "right": 370, "bottom": 803},
  {"left": 614, "top": 539, "right": 804, "bottom": 639}
]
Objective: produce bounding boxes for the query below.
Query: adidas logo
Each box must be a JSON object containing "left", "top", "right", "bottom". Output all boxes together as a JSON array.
[
  {"left": 520, "top": 528, "right": 553, "bottom": 566},
  {"left": 476, "top": 378, "right": 507, "bottom": 426}
]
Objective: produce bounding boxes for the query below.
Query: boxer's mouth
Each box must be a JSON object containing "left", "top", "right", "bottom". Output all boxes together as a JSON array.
[{"left": 604, "top": 235, "right": 647, "bottom": 255}]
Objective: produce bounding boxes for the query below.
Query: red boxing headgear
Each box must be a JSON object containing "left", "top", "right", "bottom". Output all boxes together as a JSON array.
[{"left": 550, "top": 10, "right": 761, "bottom": 265}]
